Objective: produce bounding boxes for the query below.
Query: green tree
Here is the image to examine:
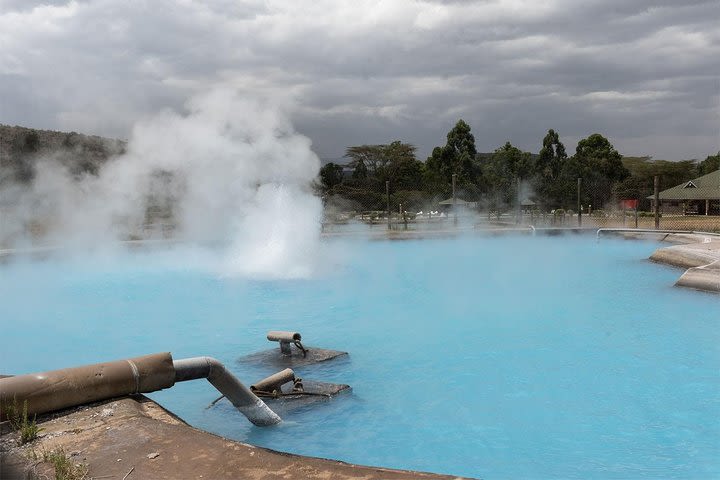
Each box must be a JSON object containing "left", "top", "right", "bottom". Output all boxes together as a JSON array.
[
  {"left": 574, "top": 133, "right": 628, "bottom": 181},
  {"left": 351, "top": 157, "right": 368, "bottom": 181},
  {"left": 7, "top": 130, "right": 40, "bottom": 183},
  {"left": 384, "top": 141, "right": 424, "bottom": 190},
  {"left": 484, "top": 142, "right": 533, "bottom": 209},
  {"left": 343, "top": 141, "right": 423, "bottom": 191},
  {"left": 319, "top": 162, "right": 344, "bottom": 191},
  {"left": 570, "top": 133, "right": 629, "bottom": 209},
  {"left": 620, "top": 156, "right": 699, "bottom": 209},
  {"left": 425, "top": 119, "right": 481, "bottom": 195},
  {"left": 23, "top": 131, "right": 40, "bottom": 153},
  {"left": 698, "top": 152, "right": 719, "bottom": 176},
  {"left": 612, "top": 176, "right": 646, "bottom": 201},
  {"left": 534, "top": 129, "right": 568, "bottom": 208},
  {"left": 344, "top": 145, "right": 385, "bottom": 180}
]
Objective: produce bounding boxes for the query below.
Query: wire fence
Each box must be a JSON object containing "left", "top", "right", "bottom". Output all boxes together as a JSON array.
[{"left": 321, "top": 175, "right": 720, "bottom": 233}]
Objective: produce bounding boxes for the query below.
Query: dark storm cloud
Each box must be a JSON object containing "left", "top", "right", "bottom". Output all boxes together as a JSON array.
[{"left": 0, "top": 0, "right": 718, "bottom": 160}]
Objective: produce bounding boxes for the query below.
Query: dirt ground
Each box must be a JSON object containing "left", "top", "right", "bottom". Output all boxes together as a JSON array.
[{"left": 1, "top": 395, "right": 468, "bottom": 480}]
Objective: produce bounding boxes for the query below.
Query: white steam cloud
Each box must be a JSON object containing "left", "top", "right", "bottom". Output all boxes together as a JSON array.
[{"left": 1, "top": 89, "right": 323, "bottom": 278}]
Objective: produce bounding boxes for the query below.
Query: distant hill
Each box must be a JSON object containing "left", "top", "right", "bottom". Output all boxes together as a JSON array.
[{"left": 0, "top": 124, "right": 126, "bottom": 183}]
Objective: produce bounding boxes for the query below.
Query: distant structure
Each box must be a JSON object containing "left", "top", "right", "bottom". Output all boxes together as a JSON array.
[{"left": 649, "top": 170, "right": 720, "bottom": 215}]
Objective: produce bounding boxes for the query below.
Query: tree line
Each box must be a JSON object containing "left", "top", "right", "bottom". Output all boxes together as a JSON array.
[
  {"left": 0, "top": 126, "right": 126, "bottom": 185},
  {"left": 319, "top": 119, "right": 719, "bottom": 213}
]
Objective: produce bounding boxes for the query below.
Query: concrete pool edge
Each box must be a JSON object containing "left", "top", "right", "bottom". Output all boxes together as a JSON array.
[
  {"left": 640, "top": 233, "right": 720, "bottom": 294},
  {"left": 0, "top": 395, "right": 470, "bottom": 480}
]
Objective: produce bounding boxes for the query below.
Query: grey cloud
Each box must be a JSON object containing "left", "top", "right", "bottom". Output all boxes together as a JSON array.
[
  {"left": 0, "top": 0, "right": 718, "bottom": 161},
  {"left": 0, "top": 0, "right": 78, "bottom": 12}
]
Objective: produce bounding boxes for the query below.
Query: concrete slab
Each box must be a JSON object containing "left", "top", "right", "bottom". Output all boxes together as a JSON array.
[
  {"left": 210, "top": 380, "right": 351, "bottom": 414},
  {"left": 249, "top": 381, "right": 351, "bottom": 415},
  {"left": 0, "top": 396, "right": 468, "bottom": 480},
  {"left": 239, "top": 347, "right": 348, "bottom": 369}
]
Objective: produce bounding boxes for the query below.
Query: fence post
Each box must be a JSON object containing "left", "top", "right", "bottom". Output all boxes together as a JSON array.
[
  {"left": 452, "top": 173, "right": 457, "bottom": 226},
  {"left": 635, "top": 205, "right": 639, "bottom": 228},
  {"left": 577, "top": 177, "right": 582, "bottom": 227},
  {"left": 386, "top": 180, "right": 391, "bottom": 230},
  {"left": 516, "top": 177, "right": 521, "bottom": 225},
  {"left": 654, "top": 175, "right": 660, "bottom": 230}
]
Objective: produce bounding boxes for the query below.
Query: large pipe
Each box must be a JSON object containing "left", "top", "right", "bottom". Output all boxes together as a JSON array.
[
  {"left": 0, "top": 353, "right": 280, "bottom": 427},
  {"left": 173, "top": 357, "right": 281, "bottom": 426},
  {"left": 0, "top": 352, "right": 175, "bottom": 421}
]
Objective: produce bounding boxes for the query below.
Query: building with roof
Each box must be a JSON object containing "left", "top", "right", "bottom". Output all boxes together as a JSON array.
[
  {"left": 649, "top": 170, "right": 720, "bottom": 215},
  {"left": 437, "top": 198, "right": 477, "bottom": 211}
]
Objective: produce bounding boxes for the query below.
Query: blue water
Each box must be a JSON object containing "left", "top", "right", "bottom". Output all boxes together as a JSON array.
[{"left": 1, "top": 236, "right": 718, "bottom": 479}]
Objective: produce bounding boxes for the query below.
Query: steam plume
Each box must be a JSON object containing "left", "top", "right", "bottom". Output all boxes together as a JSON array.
[{"left": 1, "top": 89, "right": 323, "bottom": 278}]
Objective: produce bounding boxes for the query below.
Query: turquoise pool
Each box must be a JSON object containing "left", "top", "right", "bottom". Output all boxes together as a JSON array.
[{"left": 1, "top": 236, "right": 718, "bottom": 478}]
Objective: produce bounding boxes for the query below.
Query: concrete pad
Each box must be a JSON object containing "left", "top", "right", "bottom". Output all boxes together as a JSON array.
[
  {"left": 211, "top": 380, "right": 351, "bottom": 414},
  {"left": 254, "top": 380, "right": 350, "bottom": 415},
  {"left": 0, "top": 396, "right": 468, "bottom": 480},
  {"left": 239, "top": 347, "right": 348, "bottom": 369}
]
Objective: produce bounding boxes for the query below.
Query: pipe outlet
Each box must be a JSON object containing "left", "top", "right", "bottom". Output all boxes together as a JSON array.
[
  {"left": 266, "top": 331, "right": 301, "bottom": 343},
  {"left": 173, "top": 357, "right": 281, "bottom": 426},
  {"left": 251, "top": 368, "right": 295, "bottom": 393}
]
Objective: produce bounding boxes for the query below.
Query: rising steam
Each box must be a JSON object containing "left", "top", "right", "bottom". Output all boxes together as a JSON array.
[{"left": 1, "top": 90, "right": 323, "bottom": 278}]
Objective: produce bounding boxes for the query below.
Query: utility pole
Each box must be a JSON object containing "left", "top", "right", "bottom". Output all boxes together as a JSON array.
[
  {"left": 452, "top": 173, "right": 457, "bottom": 226},
  {"left": 516, "top": 177, "right": 521, "bottom": 225},
  {"left": 654, "top": 175, "right": 660, "bottom": 230},
  {"left": 577, "top": 178, "right": 582, "bottom": 227},
  {"left": 386, "top": 180, "right": 391, "bottom": 230}
]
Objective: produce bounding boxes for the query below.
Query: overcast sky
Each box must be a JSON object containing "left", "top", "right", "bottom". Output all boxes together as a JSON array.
[{"left": 1, "top": 0, "right": 718, "bottom": 162}]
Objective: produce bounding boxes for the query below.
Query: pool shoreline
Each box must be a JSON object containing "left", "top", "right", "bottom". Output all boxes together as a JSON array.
[
  {"left": 631, "top": 232, "right": 720, "bottom": 293},
  {"left": 0, "top": 395, "right": 469, "bottom": 480}
]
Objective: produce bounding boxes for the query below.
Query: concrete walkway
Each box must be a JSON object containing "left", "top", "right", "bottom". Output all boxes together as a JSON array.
[
  {"left": 1, "top": 396, "right": 468, "bottom": 480},
  {"left": 647, "top": 233, "right": 720, "bottom": 293}
]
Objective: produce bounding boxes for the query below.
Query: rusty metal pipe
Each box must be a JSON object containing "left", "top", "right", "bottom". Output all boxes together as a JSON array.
[
  {"left": 266, "top": 331, "right": 301, "bottom": 343},
  {"left": 0, "top": 353, "right": 281, "bottom": 427},
  {"left": 266, "top": 331, "right": 302, "bottom": 355},
  {"left": 173, "top": 357, "right": 281, "bottom": 426},
  {"left": 0, "top": 352, "right": 175, "bottom": 421},
  {"left": 250, "top": 368, "right": 295, "bottom": 393}
]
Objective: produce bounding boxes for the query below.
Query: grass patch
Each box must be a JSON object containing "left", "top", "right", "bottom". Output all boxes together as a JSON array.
[
  {"left": 43, "top": 449, "right": 89, "bottom": 480},
  {"left": 3, "top": 399, "right": 42, "bottom": 445}
]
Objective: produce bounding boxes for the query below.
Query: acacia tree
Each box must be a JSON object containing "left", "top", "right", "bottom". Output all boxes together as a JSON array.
[
  {"left": 344, "top": 145, "right": 385, "bottom": 183},
  {"left": 343, "top": 142, "right": 421, "bottom": 190}
]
